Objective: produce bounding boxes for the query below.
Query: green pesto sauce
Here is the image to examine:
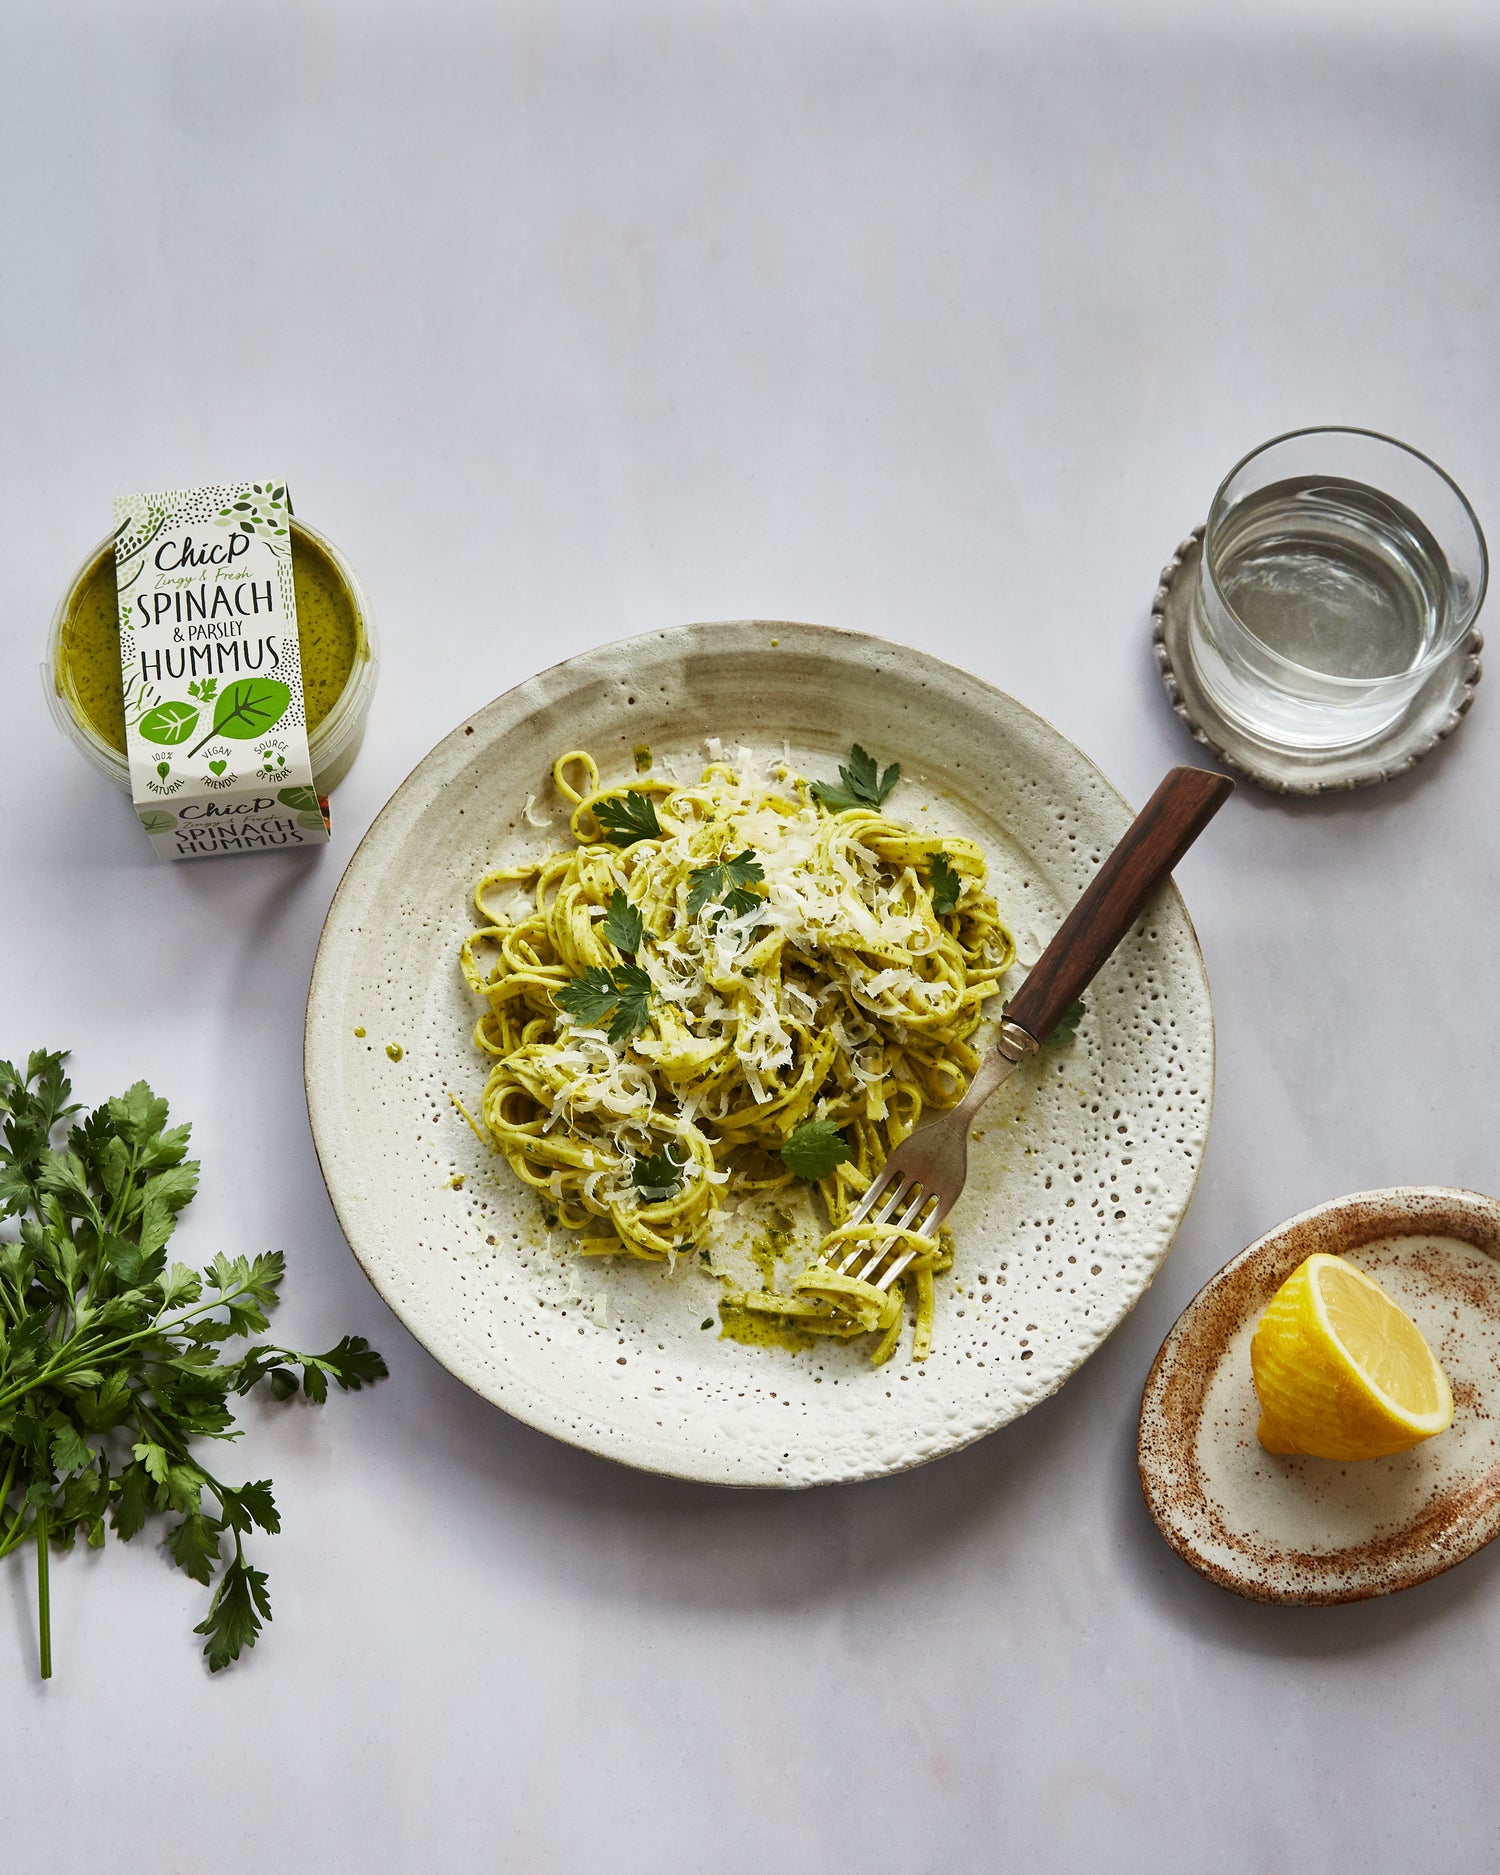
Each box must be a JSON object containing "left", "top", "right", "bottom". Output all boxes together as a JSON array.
[
  {"left": 60, "top": 524, "right": 360, "bottom": 753},
  {"left": 748, "top": 1210, "right": 796, "bottom": 1290},
  {"left": 718, "top": 1302, "right": 817, "bottom": 1354}
]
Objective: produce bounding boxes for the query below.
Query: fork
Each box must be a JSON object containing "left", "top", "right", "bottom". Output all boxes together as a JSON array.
[{"left": 832, "top": 766, "right": 1234, "bottom": 1293}]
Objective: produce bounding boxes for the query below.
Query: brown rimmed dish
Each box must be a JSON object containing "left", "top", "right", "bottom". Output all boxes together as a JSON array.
[{"left": 1139, "top": 1186, "right": 1500, "bottom": 1603}]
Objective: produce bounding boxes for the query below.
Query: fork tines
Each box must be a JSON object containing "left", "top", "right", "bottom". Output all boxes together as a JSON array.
[{"left": 835, "top": 1171, "right": 943, "bottom": 1291}]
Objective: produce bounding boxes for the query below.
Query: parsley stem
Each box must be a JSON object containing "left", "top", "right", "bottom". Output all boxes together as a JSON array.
[
  {"left": 0, "top": 1499, "right": 28, "bottom": 1562},
  {"left": 0, "top": 1445, "right": 27, "bottom": 1561},
  {"left": 0, "top": 1276, "right": 263, "bottom": 1416},
  {"left": 102, "top": 1144, "right": 140, "bottom": 1238},
  {"left": 36, "top": 1505, "right": 51, "bottom": 1680}
]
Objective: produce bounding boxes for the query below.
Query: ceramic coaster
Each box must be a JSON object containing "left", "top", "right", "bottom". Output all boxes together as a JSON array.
[{"left": 1152, "top": 527, "right": 1482, "bottom": 796}]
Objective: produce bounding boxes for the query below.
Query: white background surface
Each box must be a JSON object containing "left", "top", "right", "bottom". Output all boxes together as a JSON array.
[{"left": 4, "top": 3, "right": 1500, "bottom": 1870}]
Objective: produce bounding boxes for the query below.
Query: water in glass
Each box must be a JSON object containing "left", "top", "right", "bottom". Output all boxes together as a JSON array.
[
  {"left": 1212, "top": 475, "right": 1450, "bottom": 680},
  {"left": 1197, "top": 475, "right": 1461, "bottom": 748}
]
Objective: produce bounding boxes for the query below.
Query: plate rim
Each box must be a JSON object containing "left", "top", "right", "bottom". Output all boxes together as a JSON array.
[
  {"left": 1137, "top": 1182, "right": 1500, "bottom": 1602},
  {"left": 306, "top": 617, "right": 1216, "bottom": 1487}
]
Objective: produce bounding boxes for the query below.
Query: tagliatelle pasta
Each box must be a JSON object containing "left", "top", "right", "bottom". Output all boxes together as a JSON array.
[{"left": 457, "top": 745, "right": 1015, "bottom": 1363}]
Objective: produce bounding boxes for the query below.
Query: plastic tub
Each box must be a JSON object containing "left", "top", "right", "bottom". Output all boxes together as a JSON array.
[{"left": 45, "top": 515, "right": 378, "bottom": 796}]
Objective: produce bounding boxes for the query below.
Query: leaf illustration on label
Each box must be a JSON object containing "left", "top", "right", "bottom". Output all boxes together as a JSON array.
[
  {"left": 187, "top": 679, "right": 291, "bottom": 755},
  {"left": 138, "top": 701, "right": 201, "bottom": 746},
  {"left": 138, "top": 811, "right": 177, "bottom": 835},
  {"left": 296, "top": 812, "right": 328, "bottom": 831},
  {"left": 277, "top": 786, "right": 320, "bottom": 812}
]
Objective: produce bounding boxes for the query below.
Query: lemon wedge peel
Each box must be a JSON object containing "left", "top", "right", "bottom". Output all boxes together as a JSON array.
[{"left": 1250, "top": 1252, "right": 1454, "bottom": 1460}]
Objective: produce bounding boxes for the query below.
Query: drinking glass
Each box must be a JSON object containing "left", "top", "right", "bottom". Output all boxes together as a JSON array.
[{"left": 1187, "top": 428, "right": 1487, "bottom": 751}]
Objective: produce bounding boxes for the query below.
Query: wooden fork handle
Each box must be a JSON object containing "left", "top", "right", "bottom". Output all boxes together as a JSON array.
[{"left": 1004, "top": 766, "right": 1233, "bottom": 1046}]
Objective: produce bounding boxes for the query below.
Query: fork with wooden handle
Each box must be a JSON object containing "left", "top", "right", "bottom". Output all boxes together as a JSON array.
[{"left": 831, "top": 766, "right": 1234, "bottom": 1294}]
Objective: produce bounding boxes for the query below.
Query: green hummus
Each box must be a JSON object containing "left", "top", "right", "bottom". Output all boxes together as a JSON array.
[{"left": 60, "top": 521, "right": 360, "bottom": 753}]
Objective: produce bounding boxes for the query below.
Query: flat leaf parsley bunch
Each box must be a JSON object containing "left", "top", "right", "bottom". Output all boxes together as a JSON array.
[{"left": 0, "top": 1051, "right": 386, "bottom": 1678}]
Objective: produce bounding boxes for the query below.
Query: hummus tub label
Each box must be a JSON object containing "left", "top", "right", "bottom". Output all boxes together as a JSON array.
[{"left": 112, "top": 481, "right": 331, "bottom": 859}]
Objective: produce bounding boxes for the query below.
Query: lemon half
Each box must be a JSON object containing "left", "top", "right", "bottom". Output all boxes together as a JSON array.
[{"left": 1250, "top": 1252, "right": 1453, "bottom": 1459}]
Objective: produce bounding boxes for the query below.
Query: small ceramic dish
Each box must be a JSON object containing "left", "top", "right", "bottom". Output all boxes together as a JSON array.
[{"left": 1138, "top": 1186, "right": 1500, "bottom": 1603}]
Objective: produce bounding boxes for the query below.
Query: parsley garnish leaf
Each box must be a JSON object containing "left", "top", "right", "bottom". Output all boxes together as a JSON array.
[
  {"left": 553, "top": 966, "right": 620, "bottom": 1028},
  {"left": 686, "top": 865, "right": 722, "bottom": 918},
  {"left": 555, "top": 964, "right": 654, "bottom": 1044},
  {"left": 686, "top": 865, "right": 720, "bottom": 918},
  {"left": 780, "top": 1120, "right": 853, "bottom": 1181},
  {"left": 722, "top": 850, "right": 765, "bottom": 891},
  {"left": 595, "top": 791, "right": 662, "bottom": 847},
  {"left": 721, "top": 886, "right": 763, "bottom": 921},
  {"left": 600, "top": 889, "right": 644, "bottom": 955},
  {"left": 689, "top": 849, "right": 766, "bottom": 921},
  {"left": 1004, "top": 996, "right": 1087, "bottom": 1046},
  {"left": 0, "top": 1051, "right": 385, "bottom": 1678},
  {"left": 605, "top": 966, "right": 654, "bottom": 1044},
  {"left": 811, "top": 744, "right": 901, "bottom": 813},
  {"left": 930, "top": 852, "right": 961, "bottom": 918},
  {"left": 631, "top": 1143, "right": 686, "bottom": 1196},
  {"left": 1049, "top": 999, "right": 1087, "bottom": 1045}
]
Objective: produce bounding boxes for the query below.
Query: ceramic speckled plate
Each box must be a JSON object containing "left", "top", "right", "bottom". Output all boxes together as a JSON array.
[
  {"left": 1139, "top": 1187, "right": 1500, "bottom": 1601},
  {"left": 305, "top": 620, "right": 1214, "bottom": 1487}
]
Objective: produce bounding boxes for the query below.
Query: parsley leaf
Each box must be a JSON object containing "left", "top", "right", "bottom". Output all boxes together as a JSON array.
[
  {"left": 688, "top": 849, "right": 765, "bottom": 921},
  {"left": 604, "top": 967, "right": 653, "bottom": 1043},
  {"left": 165, "top": 1512, "right": 223, "bottom": 1586},
  {"left": 1049, "top": 999, "right": 1087, "bottom": 1045},
  {"left": 599, "top": 889, "right": 644, "bottom": 955},
  {"left": 721, "top": 850, "right": 765, "bottom": 891},
  {"left": 219, "top": 1479, "right": 280, "bottom": 1535},
  {"left": 49, "top": 1421, "right": 93, "bottom": 1474},
  {"left": 111, "top": 1463, "right": 151, "bottom": 1542},
  {"left": 1004, "top": 996, "right": 1087, "bottom": 1046},
  {"left": 685, "top": 866, "right": 720, "bottom": 919},
  {"left": 229, "top": 1335, "right": 387, "bottom": 1404},
  {"left": 194, "top": 1554, "right": 271, "bottom": 1673},
  {"left": 312, "top": 1334, "right": 388, "bottom": 1391},
  {"left": 553, "top": 965, "right": 620, "bottom": 1028},
  {"left": 780, "top": 1120, "right": 853, "bottom": 1181},
  {"left": 811, "top": 744, "right": 901, "bottom": 813},
  {"left": 721, "top": 885, "right": 763, "bottom": 921},
  {"left": 0, "top": 1051, "right": 386, "bottom": 1678},
  {"left": 930, "top": 852, "right": 961, "bottom": 918},
  {"left": 595, "top": 790, "right": 662, "bottom": 847},
  {"left": 555, "top": 964, "right": 654, "bottom": 1044},
  {"left": 630, "top": 1144, "right": 686, "bottom": 1196}
]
